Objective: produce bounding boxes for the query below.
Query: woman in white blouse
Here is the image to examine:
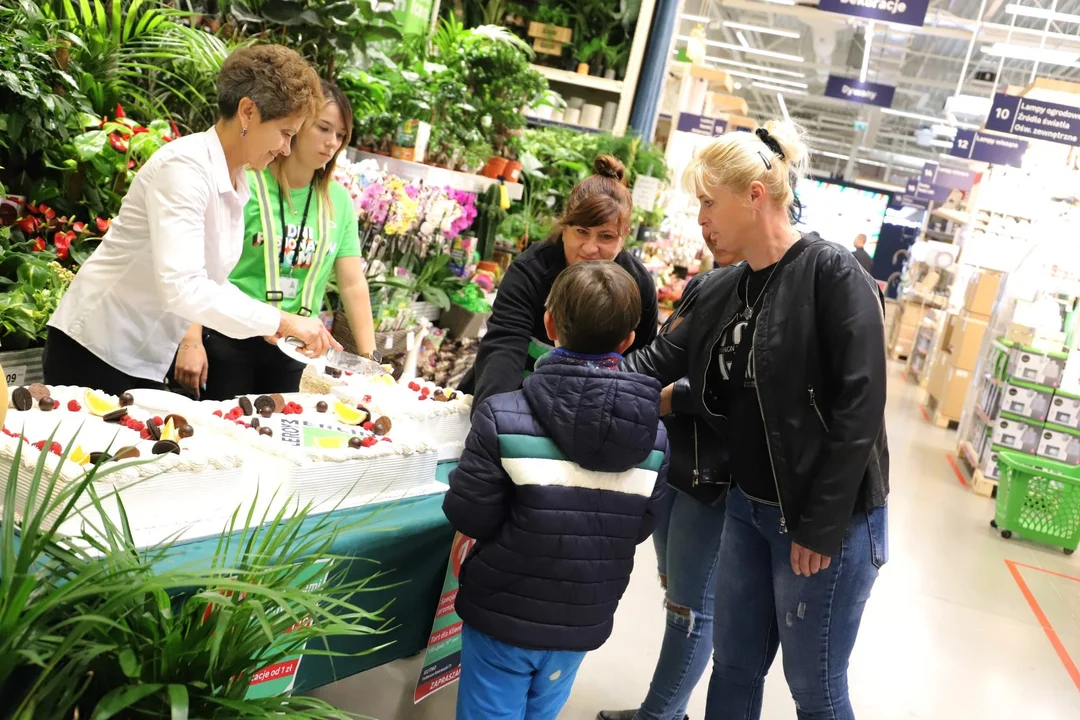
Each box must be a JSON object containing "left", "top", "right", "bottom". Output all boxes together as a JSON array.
[{"left": 46, "top": 44, "right": 340, "bottom": 396}]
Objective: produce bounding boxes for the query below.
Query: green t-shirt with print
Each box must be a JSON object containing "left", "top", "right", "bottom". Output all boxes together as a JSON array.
[{"left": 230, "top": 169, "right": 361, "bottom": 315}]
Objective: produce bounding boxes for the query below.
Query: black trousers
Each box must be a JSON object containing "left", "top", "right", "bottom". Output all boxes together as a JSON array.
[
  {"left": 200, "top": 329, "right": 306, "bottom": 401},
  {"left": 42, "top": 327, "right": 166, "bottom": 396}
]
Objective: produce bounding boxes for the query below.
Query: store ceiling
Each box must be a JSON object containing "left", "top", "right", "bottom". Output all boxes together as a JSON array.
[{"left": 683, "top": 0, "right": 1080, "bottom": 182}]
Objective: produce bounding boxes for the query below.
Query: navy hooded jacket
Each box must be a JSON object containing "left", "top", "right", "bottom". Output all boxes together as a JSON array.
[{"left": 443, "top": 350, "right": 670, "bottom": 652}]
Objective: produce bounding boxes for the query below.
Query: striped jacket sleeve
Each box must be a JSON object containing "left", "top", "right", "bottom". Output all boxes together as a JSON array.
[
  {"left": 637, "top": 426, "right": 671, "bottom": 543},
  {"left": 443, "top": 401, "right": 510, "bottom": 541}
]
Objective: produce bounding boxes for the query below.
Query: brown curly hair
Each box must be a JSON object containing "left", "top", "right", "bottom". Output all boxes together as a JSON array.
[{"left": 216, "top": 44, "right": 322, "bottom": 122}]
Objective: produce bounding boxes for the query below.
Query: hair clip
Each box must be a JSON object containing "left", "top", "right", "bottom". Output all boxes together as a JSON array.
[{"left": 757, "top": 151, "right": 772, "bottom": 170}]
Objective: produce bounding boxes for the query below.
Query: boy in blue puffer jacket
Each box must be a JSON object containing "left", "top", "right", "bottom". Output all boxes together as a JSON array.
[{"left": 444, "top": 261, "right": 670, "bottom": 720}]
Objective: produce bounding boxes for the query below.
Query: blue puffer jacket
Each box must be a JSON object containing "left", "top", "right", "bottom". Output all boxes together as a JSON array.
[{"left": 443, "top": 350, "right": 670, "bottom": 652}]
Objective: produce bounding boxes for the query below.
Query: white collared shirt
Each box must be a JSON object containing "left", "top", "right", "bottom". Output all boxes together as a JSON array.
[{"left": 49, "top": 127, "right": 280, "bottom": 381}]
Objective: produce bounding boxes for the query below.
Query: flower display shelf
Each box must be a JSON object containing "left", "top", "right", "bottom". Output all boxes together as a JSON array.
[{"left": 347, "top": 150, "right": 523, "bottom": 201}]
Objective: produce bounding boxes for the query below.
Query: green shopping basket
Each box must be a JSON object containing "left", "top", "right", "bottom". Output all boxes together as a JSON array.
[{"left": 992, "top": 451, "right": 1080, "bottom": 554}]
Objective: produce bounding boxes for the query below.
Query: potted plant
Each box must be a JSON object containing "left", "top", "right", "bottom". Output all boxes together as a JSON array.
[{"left": 574, "top": 37, "right": 602, "bottom": 75}]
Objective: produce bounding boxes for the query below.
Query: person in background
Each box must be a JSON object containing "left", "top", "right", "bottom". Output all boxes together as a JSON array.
[
  {"left": 598, "top": 242, "right": 741, "bottom": 720},
  {"left": 444, "top": 261, "right": 670, "bottom": 720},
  {"left": 45, "top": 45, "right": 338, "bottom": 397},
  {"left": 621, "top": 121, "right": 889, "bottom": 720},
  {"left": 853, "top": 233, "right": 874, "bottom": 275},
  {"left": 174, "top": 79, "right": 376, "bottom": 399},
  {"left": 457, "top": 155, "right": 658, "bottom": 411}
]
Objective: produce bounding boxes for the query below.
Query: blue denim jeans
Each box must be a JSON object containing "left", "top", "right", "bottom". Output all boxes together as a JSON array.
[
  {"left": 640, "top": 490, "right": 727, "bottom": 720},
  {"left": 705, "top": 487, "right": 887, "bottom": 720},
  {"left": 457, "top": 625, "right": 586, "bottom": 720}
]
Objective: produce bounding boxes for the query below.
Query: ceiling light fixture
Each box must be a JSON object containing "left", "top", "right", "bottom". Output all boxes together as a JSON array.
[
  {"left": 676, "top": 34, "right": 806, "bottom": 62},
  {"left": 723, "top": 69, "right": 809, "bottom": 88},
  {"left": 981, "top": 43, "right": 1080, "bottom": 65},
  {"left": 752, "top": 81, "right": 807, "bottom": 95},
  {"left": 860, "top": 21, "right": 874, "bottom": 83},
  {"left": 880, "top": 109, "right": 979, "bottom": 130},
  {"left": 761, "top": 0, "right": 796, "bottom": 5},
  {"left": 820, "top": 151, "right": 851, "bottom": 161},
  {"left": 736, "top": 31, "right": 751, "bottom": 48},
  {"left": 701, "top": 55, "right": 807, "bottom": 77},
  {"left": 1005, "top": 4, "right": 1080, "bottom": 24},
  {"left": 723, "top": 21, "right": 801, "bottom": 39},
  {"left": 777, "top": 93, "right": 791, "bottom": 123},
  {"left": 680, "top": 13, "right": 712, "bottom": 23}
]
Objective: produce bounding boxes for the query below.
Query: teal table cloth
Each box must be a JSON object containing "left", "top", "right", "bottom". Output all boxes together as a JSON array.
[{"left": 164, "top": 462, "right": 457, "bottom": 691}]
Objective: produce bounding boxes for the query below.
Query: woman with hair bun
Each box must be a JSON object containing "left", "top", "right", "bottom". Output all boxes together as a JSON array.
[
  {"left": 459, "top": 155, "right": 659, "bottom": 409},
  {"left": 620, "top": 120, "right": 889, "bottom": 720}
]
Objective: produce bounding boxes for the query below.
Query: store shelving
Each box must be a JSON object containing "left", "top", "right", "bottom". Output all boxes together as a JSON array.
[
  {"left": 524, "top": 116, "right": 604, "bottom": 135},
  {"left": 530, "top": 65, "right": 624, "bottom": 94},
  {"left": 931, "top": 207, "right": 971, "bottom": 227},
  {"left": 347, "top": 149, "right": 524, "bottom": 201}
]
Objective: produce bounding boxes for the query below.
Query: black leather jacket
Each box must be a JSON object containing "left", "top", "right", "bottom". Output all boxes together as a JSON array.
[{"left": 622, "top": 236, "right": 889, "bottom": 556}]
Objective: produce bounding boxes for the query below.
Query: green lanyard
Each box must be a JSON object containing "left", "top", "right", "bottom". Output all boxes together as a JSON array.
[{"left": 251, "top": 170, "right": 334, "bottom": 316}]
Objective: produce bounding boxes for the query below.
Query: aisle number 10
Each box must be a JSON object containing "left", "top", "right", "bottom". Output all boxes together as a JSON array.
[{"left": 994, "top": 107, "right": 1011, "bottom": 120}]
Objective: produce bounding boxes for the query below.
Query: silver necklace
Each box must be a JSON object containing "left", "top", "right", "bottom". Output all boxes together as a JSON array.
[{"left": 741, "top": 261, "right": 782, "bottom": 320}]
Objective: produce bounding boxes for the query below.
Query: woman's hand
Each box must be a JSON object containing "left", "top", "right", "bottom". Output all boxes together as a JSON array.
[
  {"left": 791, "top": 542, "right": 832, "bottom": 576},
  {"left": 175, "top": 336, "right": 208, "bottom": 398},
  {"left": 660, "top": 383, "right": 674, "bottom": 416},
  {"left": 273, "top": 311, "right": 342, "bottom": 358}
]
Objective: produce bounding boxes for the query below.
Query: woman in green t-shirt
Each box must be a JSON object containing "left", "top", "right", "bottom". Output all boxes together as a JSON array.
[{"left": 174, "top": 80, "right": 376, "bottom": 399}]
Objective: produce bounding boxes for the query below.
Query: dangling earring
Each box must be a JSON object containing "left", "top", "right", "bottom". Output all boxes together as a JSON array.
[{"left": 241, "top": 126, "right": 248, "bottom": 137}]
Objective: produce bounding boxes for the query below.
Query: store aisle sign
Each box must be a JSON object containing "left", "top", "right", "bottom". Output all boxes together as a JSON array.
[
  {"left": 901, "top": 178, "right": 928, "bottom": 208},
  {"left": 914, "top": 162, "right": 952, "bottom": 204},
  {"left": 985, "top": 93, "right": 1080, "bottom": 147},
  {"left": 824, "top": 76, "right": 895, "bottom": 108},
  {"left": 676, "top": 113, "right": 728, "bottom": 137},
  {"left": 933, "top": 165, "right": 976, "bottom": 192},
  {"left": 818, "top": 0, "right": 929, "bottom": 27},
  {"left": 948, "top": 128, "right": 1028, "bottom": 167}
]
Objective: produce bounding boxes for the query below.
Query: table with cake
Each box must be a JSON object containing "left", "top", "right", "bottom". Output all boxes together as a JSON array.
[{"left": 0, "top": 368, "right": 471, "bottom": 690}]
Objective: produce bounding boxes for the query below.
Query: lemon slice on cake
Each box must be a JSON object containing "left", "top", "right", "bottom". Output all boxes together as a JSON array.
[
  {"left": 333, "top": 401, "right": 368, "bottom": 426},
  {"left": 160, "top": 418, "right": 178, "bottom": 442},
  {"left": 84, "top": 389, "right": 119, "bottom": 417},
  {"left": 69, "top": 445, "right": 90, "bottom": 465}
]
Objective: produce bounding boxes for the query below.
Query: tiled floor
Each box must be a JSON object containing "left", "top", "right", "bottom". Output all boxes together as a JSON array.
[{"left": 308, "top": 363, "right": 1080, "bottom": 718}]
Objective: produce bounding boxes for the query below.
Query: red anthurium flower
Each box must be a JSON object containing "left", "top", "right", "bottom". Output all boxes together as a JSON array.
[
  {"left": 71, "top": 221, "right": 85, "bottom": 233},
  {"left": 108, "top": 133, "right": 129, "bottom": 153},
  {"left": 132, "top": 126, "right": 148, "bottom": 135},
  {"left": 127, "top": 159, "right": 136, "bottom": 170},
  {"left": 31, "top": 237, "right": 46, "bottom": 252},
  {"left": 16, "top": 216, "right": 40, "bottom": 234},
  {"left": 40, "top": 205, "right": 56, "bottom": 222},
  {"left": 95, "top": 217, "right": 110, "bottom": 232},
  {"left": 115, "top": 103, "right": 125, "bottom": 119},
  {"left": 169, "top": 119, "right": 181, "bottom": 139},
  {"left": 53, "top": 231, "right": 73, "bottom": 259}
]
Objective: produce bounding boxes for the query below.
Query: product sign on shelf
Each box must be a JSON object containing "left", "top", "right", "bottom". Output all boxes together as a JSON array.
[
  {"left": 948, "top": 128, "right": 1028, "bottom": 167},
  {"left": 675, "top": 113, "right": 728, "bottom": 137},
  {"left": 817, "top": 0, "right": 929, "bottom": 27},
  {"left": 985, "top": 93, "right": 1080, "bottom": 147},
  {"left": 632, "top": 176, "right": 663, "bottom": 213},
  {"left": 824, "top": 75, "right": 895, "bottom": 108}
]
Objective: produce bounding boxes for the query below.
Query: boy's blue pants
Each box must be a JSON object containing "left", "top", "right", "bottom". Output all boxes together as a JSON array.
[{"left": 456, "top": 625, "right": 587, "bottom": 720}]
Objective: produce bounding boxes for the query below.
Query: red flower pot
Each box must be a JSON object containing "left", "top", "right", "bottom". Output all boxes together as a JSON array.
[{"left": 480, "top": 157, "right": 509, "bottom": 179}]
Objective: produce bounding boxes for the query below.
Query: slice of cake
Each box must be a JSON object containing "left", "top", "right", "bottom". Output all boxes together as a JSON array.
[
  {"left": 192, "top": 392, "right": 442, "bottom": 509},
  {"left": 333, "top": 376, "right": 472, "bottom": 461},
  {"left": 1, "top": 384, "right": 255, "bottom": 539}
]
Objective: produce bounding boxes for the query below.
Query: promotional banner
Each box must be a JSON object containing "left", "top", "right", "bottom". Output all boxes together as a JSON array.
[
  {"left": 824, "top": 75, "right": 895, "bottom": 108},
  {"left": 949, "top": 128, "right": 1028, "bottom": 167},
  {"left": 818, "top": 0, "right": 930, "bottom": 27},
  {"left": 675, "top": 113, "right": 728, "bottom": 137},
  {"left": 985, "top": 93, "right": 1080, "bottom": 147},
  {"left": 414, "top": 532, "right": 476, "bottom": 703},
  {"left": 245, "top": 559, "right": 332, "bottom": 700}
]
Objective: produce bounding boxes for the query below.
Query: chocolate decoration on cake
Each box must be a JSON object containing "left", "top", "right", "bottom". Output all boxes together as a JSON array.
[
  {"left": 118, "top": 392, "right": 134, "bottom": 407},
  {"left": 250, "top": 417, "right": 260, "bottom": 429},
  {"left": 11, "top": 387, "right": 33, "bottom": 411},
  {"left": 113, "top": 446, "right": 141, "bottom": 461},
  {"left": 152, "top": 440, "right": 181, "bottom": 455},
  {"left": 316, "top": 401, "right": 328, "bottom": 413},
  {"left": 164, "top": 414, "right": 187, "bottom": 429},
  {"left": 103, "top": 408, "right": 128, "bottom": 423},
  {"left": 88, "top": 451, "right": 111, "bottom": 465},
  {"left": 146, "top": 419, "right": 162, "bottom": 441},
  {"left": 348, "top": 436, "right": 363, "bottom": 449},
  {"left": 259, "top": 405, "right": 274, "bottom": 419},
  {"left": 372, "top": 416, "right": 392, "bottom": 436},
  {"left": 238, "top": 396, "right": 254, "bottom": 416},
  {"left": 38, "top": 397, "right": 56, "bottom": 411},
  {"left": 258, "top": 426, "right": 273, "bottom": 437},
  {"left": 28, "top": 383, "right": 50, "bottom": 402},
  {"left": 179, "top": 424, "right": 194, "bottom": 439},
  {"left": 271, "top": 393, "right": 286, "bottom": 413},
  {"left": 254, "top": 395, "right": 274, "bottom": 413}
]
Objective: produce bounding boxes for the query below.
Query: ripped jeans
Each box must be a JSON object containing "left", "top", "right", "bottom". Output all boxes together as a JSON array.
[
  {"left": 640, "top": 489, "right": 727, "bottom": 720},
  {"left": 705, "top": 487, "right": 888, "bottom": 720}
]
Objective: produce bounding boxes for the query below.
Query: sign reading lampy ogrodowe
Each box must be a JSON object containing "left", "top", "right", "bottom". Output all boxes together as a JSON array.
[{"left": 818, "top": 0, "right": 930, "bottom": 27}]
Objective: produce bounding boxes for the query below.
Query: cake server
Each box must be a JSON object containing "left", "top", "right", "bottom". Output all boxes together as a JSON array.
[{"left": 279, "top": 337, "right": 392, "bottom": 378}]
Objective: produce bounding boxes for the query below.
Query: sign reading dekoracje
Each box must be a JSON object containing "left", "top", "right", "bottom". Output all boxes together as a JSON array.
[
  {"left": 818, "top": 0, "right": 929, "bottom": 27},
  {"left": 825, "top": 76, "right": 895, "bottom": 108},
  {"left": 984, "top": 93, "right": 1080, "bottom": 148}
]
